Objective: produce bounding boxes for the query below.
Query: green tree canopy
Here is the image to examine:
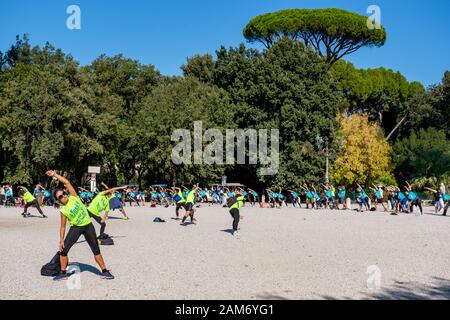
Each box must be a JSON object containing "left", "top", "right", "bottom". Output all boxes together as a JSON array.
[
  {"left": 243, "top": 8, "right": 387, "bottom": 65},
  {"left": 393, "top": 128, "right": 450, "bottom": 183},
  {"left": 183, "top": 38, "right": 341, "bottom": 189}
]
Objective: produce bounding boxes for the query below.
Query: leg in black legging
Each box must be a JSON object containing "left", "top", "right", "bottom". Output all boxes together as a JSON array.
[
  {"left": 88, "top": 211, "right": 106, "bottom": 236},
  {"left": 32, "top": 200, "right": 45, "bottom": 216},
  {"left": 443, "top": 202, "right": 449, "bottom": 216},
  {"left": 229, "top": 208, "right": 240, "bottom": 231}
]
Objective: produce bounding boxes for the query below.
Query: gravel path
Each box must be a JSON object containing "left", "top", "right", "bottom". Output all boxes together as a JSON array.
[{"left": 1, "top": 204, "right": 450, "bottom": 300}]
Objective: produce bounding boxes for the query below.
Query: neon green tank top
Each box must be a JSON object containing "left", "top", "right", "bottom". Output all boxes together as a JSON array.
[
  {"left": 88, "top": 192, "right": 110, "bottom": 217},
  {"left": 61, "top": 196, "right": 91, "bottom": 227},
  {"left": 23, "top": 192, "right": 35, "bottom": 203}
]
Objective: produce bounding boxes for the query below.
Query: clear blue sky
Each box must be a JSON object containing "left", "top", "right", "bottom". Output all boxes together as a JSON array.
[{"left": 1, "top": 0, "right": 449, "bottom": 87}]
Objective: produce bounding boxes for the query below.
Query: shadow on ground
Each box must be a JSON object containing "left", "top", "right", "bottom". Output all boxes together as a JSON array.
[
  {"left": 68, "top": 262, "right": 102, "bottom": 276},
  {"left": 255, "top": 292, "right": 290, "bottom": 300},
  {"left": 322, "top": 277, "right": 450, "bottom": 300}
]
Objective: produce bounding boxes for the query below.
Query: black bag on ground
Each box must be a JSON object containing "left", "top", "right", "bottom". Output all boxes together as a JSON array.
[
  {"left": 226, "top": 196, "right": 237, "bottom": 208},
  {"left": 41, "top": 252, "right": 61, "bottom": 277},
  {"left": 99, "top": 234, "right": 114, "bottom": 246}
]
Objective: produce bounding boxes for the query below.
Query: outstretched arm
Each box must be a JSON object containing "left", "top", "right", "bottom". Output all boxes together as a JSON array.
[
  {"left": 104, "top": 186, "right": 127, "bottom": 196},
  {"left": 46, "top": 171, "right": 77, "bottom": 197}
]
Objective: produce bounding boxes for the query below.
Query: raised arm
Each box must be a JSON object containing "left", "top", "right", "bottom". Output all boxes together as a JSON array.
[
  {"left": 104, "top": 186, "right": 127, "bottom": 196},
  {"left": 18, "top": 186, "right": 29, "bottom": 193},
  {"left": 424, "top": 187, "right": 437, "bottom": 193},
  {"left": 46, "top": 170, "right": 77, "bottom": 197}
]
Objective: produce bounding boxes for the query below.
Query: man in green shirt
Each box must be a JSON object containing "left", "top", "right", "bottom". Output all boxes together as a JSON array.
[
  {"left": 181, "top": 186, "right": 199, "bottom": 226},
  {"left": 87, "top": 185, "right": 127, "bottom": 238},
  {"left": 45, "top": 170, "right": 114, "bottom": 281},
  {"left": 229, "top": 189, "right": 246, "bottom": 237},
  {"left": 18, "top": 186, "right": 47, "bottom": 218}
]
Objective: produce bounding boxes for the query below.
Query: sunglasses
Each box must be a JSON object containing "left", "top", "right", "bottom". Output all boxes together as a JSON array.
[{"left": 57, "top": 193, "right": 66, "bottom": 200}]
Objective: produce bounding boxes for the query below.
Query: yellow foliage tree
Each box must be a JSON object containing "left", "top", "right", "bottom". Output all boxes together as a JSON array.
[{"left": 332, "top": 114, "right": 395, "bottom": 187}]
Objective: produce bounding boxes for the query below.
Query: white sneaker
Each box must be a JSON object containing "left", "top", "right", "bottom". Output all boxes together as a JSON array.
[{"left": 233, "top": 231, "right": 240, "bottom": 237}]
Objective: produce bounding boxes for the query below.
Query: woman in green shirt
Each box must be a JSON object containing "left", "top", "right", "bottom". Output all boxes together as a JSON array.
[
  {"left": 45, "top": 170, "right": 114, "bottom": 281},
  {"left": 18, "top": 186, "right": 47, "bottom": 218},
  {"left": 229, "top": 189, "right": 246, "bottom": 237}
]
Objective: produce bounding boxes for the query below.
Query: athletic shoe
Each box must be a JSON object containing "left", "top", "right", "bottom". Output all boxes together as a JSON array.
[
  {"left": 101, "top": 270, "right": 115, "bottom": 280},
  {"left": 53, "top": 272, "right": 70, "bottom": 281},
  {"left": 233, "top": 231, "right": 240, "bottom": 237},
  {"left": 123, "top": 216, "right": 130, "bottom": 220}
]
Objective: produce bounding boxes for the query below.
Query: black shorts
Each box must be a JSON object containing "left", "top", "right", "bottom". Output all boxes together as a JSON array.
[
  {"left": 61, "top": 223, "right": 100, "bottom": 257},
  {"left": 184, "top": 203, "right": 194, "bottom": 212},
  {"left": 377, "top": 198, "right": 383, "bottom": 204}
]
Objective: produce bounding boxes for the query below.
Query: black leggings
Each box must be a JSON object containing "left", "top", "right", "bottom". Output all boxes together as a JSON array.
[
  {"left": 176, "top": 202, "right": 185, "bottom": 216},
  {"left": 88, "top": 210, "right": 106, "bottom": 236},
  {"left": 128, "top": 197, "right": 140, "bottom": 206},
  {"left": 444, "top": 202, "right": 450, "bottom": 216},
  {"left": 410, "top": 199, "right": 423, "bottom": 214},
  {"left": 23, "top": 200, "right": 44, "bottom": 215},
  {"left": 229, "top": 208, "right": 240, "bottom": 231},
  {"left": 61, "top": 223, "right": 101, "bottom": 257}
]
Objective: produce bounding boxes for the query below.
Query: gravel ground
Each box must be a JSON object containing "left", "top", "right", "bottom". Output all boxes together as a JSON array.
[{"left": 1, "top": 203, "right": 450, "bottom": 300}]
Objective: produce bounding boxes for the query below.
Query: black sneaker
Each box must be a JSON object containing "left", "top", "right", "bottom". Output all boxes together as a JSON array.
[
  {"left": 53, "top": 271, "right": 70, "bottom": 281},
  {"left": 101, "top": 270, "right": 115, "bottom": 280}
]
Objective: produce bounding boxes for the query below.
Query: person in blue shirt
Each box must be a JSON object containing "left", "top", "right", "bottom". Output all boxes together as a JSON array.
[
  {"left": 356, "top": 184, "right": 370, "bottom": 212},
  {"left": 301, "top": 184, "right": 315, "bottom": 209},
  {"left": 288, "top": 189, "right": 301, "bottom": 208},
  {"left": 443, "top": 193, "right": 450, "bottom": 217},
  {"left": 311, "top": 185, "right": 322, "bottom": 209},
  {"left": 199, "top": 188, "right": 210, "bottom": 207},
  {"left": 3, "top": 185, "right": 14, "bottom": 206},
  {"left": 425, "top": 187, "right": 445, "bottom": 215},
  {"left": 247, "top": 188, "right": 260, "bottom": 207},
  {"left": 394, "top": 187, "right": 409, "bottom": 213},
  {"left": 323, "top": 184, "right": 334, "bottom": 209},
  {"left": 370, "top": 184, "right": 388, "bottom": 212},
  {"left": 337, "top": 186, "right": 347, "bottom": 210},
  {"left": 404, "top": 182, "right": 423, "bottom": 215},
  {"left": 265, "top": 189, "right": 276, "bottom": 208}
]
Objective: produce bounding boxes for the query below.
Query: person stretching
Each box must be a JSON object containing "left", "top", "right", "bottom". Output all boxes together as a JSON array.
[
  {"left": 88, "top": 185, "right": 127, "bottom": 237},
  {"left": 228, "top": 189, "right": 246, "bottom": 237},
  {"left": 18, "top": 186, "right": 47, "bottom": 218},
  {"left": 46, "top": 170, "right": 114, "bottom": 281}
]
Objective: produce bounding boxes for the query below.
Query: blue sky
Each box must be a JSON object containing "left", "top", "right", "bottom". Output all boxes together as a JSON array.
[{"left": 1, "top": 0, "right": 449, "bottom": 87}]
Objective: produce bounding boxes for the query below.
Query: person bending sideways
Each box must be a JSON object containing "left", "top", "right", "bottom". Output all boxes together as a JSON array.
[
  {"left": 229, "top": 189, "right": 246, "bottom": 237},
  {"left": 18, "top": 186, "right": 47, "bottom": 218},
  {"left": 181, "top": 186, "right": 200, "bottom": 225},
  {"left": 46, "top": 170, "right": 114, "bottom": 281},
  {"left": 88, "top": 185, "right": 128, "bottom": 237}
]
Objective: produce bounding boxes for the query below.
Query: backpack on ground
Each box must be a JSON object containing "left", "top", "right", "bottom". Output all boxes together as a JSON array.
[
  {"left": 41, "top": 252, "right": 61, "bottom": 277},
  {"left": 98, "top": 233, "right": 114, "bottom": 246},
  {"left": 99, "top": 237, "right": 114, "bottom": 246},
  {"left": 227, "top": 196, "right": 238, "bottom": 208}
]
